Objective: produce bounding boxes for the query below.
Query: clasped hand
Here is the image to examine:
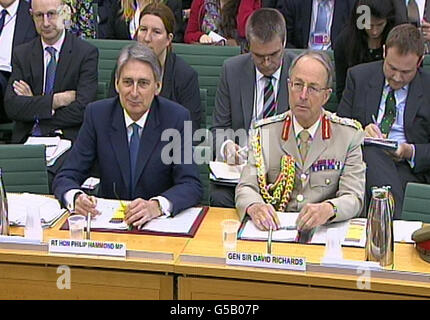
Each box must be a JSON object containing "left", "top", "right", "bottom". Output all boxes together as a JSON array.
[{"left": 74, "top": 194, "right": 162, "bottom": 228}]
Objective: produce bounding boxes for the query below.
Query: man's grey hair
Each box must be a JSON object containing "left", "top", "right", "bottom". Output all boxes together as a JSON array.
[
  {"left": 245, "top": 8, "right": 286, "bottom": 46},
  {"left": 116, "top": 43, "right": 162, "bottom": 82},
  {"left": 288, "top": 50, "right": 334, "bottom": 89}
]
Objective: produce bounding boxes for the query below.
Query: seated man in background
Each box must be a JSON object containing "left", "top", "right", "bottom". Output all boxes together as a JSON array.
[
  {"left": 0, "top": 0, "right": 37, "bottom": 124},
  {"left": 236, "top": 50, "right": 365, "bottom": 231},
  {"left": 53, "top": 43, "right": 202, "bottom": 228},
  {"left": 210, "top": 8, "right": 295, "bottom": 208},
  {"left": 337, "top": 24, "right": 430, "bottom": 219},
  {"left": 4, "top": 0, "right": 98, "bottom": 187}
]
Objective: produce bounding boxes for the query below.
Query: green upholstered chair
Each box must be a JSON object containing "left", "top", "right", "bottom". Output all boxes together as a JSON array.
[
  {"left": 401, "top": 182, "right": 430, "bottom": 223},
  {"left": 85, "top": 39, "right": 135, "bottom": 100},
  {"left": 172, "top": 43, "right": 241, "bottom": 129},
  {"left": 0, "top": 121, "right": 15, "bottom": 144},
  {"left": 0, "top": 144, "right": 49, "bottom": 194}
]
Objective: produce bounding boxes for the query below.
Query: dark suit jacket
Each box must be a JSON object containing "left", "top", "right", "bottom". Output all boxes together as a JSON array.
[
  {"left": 12, "top": 0, "right": 37, "bottom": 56},
  {"left": 53, "top": 96, "right": 203, "bottom": 215},
  {"left": 104, "top": 0, "right": 184, "bottom": 42},
  {"left": 337, "top": 60, "right": 430, "bottom": 176},
  {"left": 210, "top": 50, "right": 295, "bottom": 158},
  {"left": 278, "top": 0, "right": 355, "bottom": 49},
  {"left": 108, "top": 51, "right": 201, "bottom": 134},
  {"left": 4, "top": 32, "right": 98, "bottom": 143}
]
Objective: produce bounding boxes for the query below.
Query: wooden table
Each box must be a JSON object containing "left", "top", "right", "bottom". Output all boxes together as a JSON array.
[
  {"left": 175, "top": 208, "right": 430, "bottom": 300},
  {"left": 0, "top": 213, "right": 189, "bottom": 300}
]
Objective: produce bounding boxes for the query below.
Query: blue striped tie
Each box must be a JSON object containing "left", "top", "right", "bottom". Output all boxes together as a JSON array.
[
  {"left": 129, "top": 123, "right": 140, "bottom": 196},
  {"left": 313, "top": 0, "right": 329, "bottom": 49},
  {"left": 44, "top": 46, "right": 57, "bottom": 95},
  {"left": 0, "top": 9, "right": 7, "bottom": 36},
  {"left": 263, "top": 76, "right": 276, "bottom": 118}
]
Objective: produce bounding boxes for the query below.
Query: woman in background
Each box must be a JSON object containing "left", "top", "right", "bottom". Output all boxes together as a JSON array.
[
  {"left": 185, "top": 0, "right": 251, "bottom": 52},
  {"left": 105, "top": 0, "right": 184, "bottom": 42},
  {"left": 108, "top": 3, "right": 201, "bottom": 135},
  {"left": 334, "top": 0, "right": 397, "bottom": 101}
]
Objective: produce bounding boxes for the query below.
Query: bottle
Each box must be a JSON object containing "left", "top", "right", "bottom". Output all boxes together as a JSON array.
[
  {"left": 0, "top": 168, "right": 10, "bottom": 236},
  {"left": 24, "top": 206, "right": 43, "bottom": 241},
  {"left": 365, "top": 186, "right": 394, "bottom": 267}
]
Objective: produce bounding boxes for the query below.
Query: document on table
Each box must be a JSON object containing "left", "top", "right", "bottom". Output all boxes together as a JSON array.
[
  {"left": 238, "top": 213, "right": 423, "bottom": 247},
  {"left": 238, "top": 212, "right": 299, "bottom": 242},
  {"left": 91, "top": 198, "right": 203, "bottom": 233},
  {"left": 7, "top": 193, "right": 67, "bottom": 228}
]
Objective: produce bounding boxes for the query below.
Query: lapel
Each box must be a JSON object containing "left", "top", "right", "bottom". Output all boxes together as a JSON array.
[
  {"left": 132, "top": 98, "right": 162, "bottom": 192},
  {"left": 302, "top": 0, "right": 313, "bottom": 45},
  {"left": 303, "top": 118, "right": 329, "bottom": 172},
  {"left": 404, "top": 71, "right": 424, "bottom": 131},
  {"left": 365, "top": 63, "right": 385, "bottom": 126},
  {"left": 109, "top": 100, "right": 132, "bottom": 195},
  {"left": 278, "top": 53, "right": 290, "bottom": 113},
  {"left": 12, "top": 0, "right": 29, "bottom": 47},
  {"left": 242, "top": 54, "right": 257, "bottom": 130},
  {"left": 159, "top": 51, "right": 174, "bottom": 99},
  {"left": 54, "top": 32, "right": 74, "bottom": 92},
  {"left": 30, "top": 39, "right": 44, "bottom": 95},
  {"left": 281, "top": 111, "right": 302, "bottom": 170}
]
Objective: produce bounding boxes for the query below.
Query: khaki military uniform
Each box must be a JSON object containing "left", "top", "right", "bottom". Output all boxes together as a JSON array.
[{"left": 235, "top": 110, "right": 366, "bottom": 222}]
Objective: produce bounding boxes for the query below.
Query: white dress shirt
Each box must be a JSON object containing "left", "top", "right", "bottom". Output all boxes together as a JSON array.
[
  {"left": 64, "top": 109, "right": 173, "bottom": 217},
  {"left": 0, "top": 0, "right": 19, "bottom": 73}
]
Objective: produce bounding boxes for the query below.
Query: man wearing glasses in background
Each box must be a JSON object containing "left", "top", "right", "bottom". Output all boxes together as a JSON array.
[
  {"left": 4, "top": 0, "right": 98, "bottom": 190},
  {"left": 210, "top": 8, "right": 295, "bottom": 208},
  {"left": 236, "top": 51, "right": 365, "bottom": 231}
]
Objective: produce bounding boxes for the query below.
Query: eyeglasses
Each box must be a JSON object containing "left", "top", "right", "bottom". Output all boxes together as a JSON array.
[
  {"left": 30, "top": 7, "right": 61, "bottom": 22},
  {"left": 288, "top": 79, "right": 330, "bottom": 96}
]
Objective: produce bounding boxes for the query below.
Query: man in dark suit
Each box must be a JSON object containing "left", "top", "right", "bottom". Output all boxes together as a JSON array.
[
  {"left": 4, "top": 0, "right": 98, "bottom": 144},
  {"left": 337, "top": 24, "right": 430, "bottom": 219},
  {"left": 210, "top": 8, "right": 295, "bottom": 208},
  {"left": 53, "top": 43, "right": 202, "bottom": 227},
  {"left": 0, "top": 0, "right": 37, "bottom": 124},
  {"left": 277, "top": 0, "right": 355, "bottom": 49}
]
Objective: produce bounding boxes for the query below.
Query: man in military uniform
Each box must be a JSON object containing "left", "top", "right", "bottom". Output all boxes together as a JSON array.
[{"left": 235, "top": 51, "right": 366, "bottom": 231}]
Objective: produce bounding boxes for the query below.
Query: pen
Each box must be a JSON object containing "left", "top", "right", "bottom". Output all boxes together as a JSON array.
[
  {"left": 372, "top": 114, "right": 379, "bottom": 126},
  {"left": 86, "top": 212, "right": 91, "bottom": 240}
]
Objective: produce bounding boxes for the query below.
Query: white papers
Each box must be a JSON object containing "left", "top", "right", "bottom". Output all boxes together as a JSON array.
[
  {"left": 209, "top": 161, "right": 245, "bottom": 184},
  {"left": 364, "top": 137, "right": 398, "bottom": 151},
  {"left": 7, "top": 193, "right": 67, "bottom": 228},
  {"left": 90, "top": 198, "right": 202, "bottom": 234},
  {"left": 25, "top": 136, "right": 72, "bottom": 166},
  {"left": 239, "top": 212, "right": 299, "bottom": 241},
  {"left": 393, "top": 220, "right": 422, "bottom": 243},
  {"left": 208, "top": 31, "right": 227, "bottom": 43},
  {"left": 140, "top": 207, "right": 202, "bottom": 233},
  {"left": 239, "top": 214, "right": 424, "bottom": 248}
]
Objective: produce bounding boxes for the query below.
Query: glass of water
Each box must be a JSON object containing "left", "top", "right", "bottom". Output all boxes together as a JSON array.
[
  {"left": 221, "top": 219, "right": 241, "bottom": 252},
  {"left": 68, "top": 215, "right": 86, "bottom": 240}
]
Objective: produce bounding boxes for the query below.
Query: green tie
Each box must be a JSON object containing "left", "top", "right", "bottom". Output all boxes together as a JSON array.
[
  {"left": 380, "top": 89, "right": 396, "bottom": 135},
  {"left": 298, "top": 130, "right": 311, "bottom": 162}
]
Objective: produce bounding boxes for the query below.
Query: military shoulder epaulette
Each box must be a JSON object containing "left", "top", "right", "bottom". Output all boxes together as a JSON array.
[
  {"left": 328, "top": 113, "right": 363, "bottom": 131},
  {"left": 253, "top": 112, "right": 288, "bottom": 128}
]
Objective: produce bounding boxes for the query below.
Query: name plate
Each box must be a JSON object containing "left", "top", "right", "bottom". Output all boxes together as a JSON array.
[
  {"left": 48, "top": 239, "right": 126, "bottom": 257},
  {"left": 226, "top": 252, "right": 306, "bottom": 271}
]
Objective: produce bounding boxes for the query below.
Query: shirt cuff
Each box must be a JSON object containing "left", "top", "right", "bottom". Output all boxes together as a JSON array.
[
  {"left": 151, "top": 196, "right": 173, "bottom": 217},
  {"left": 64, "top": 189, "right": 83, "bottom": 212},
  {"left": 407, "top": 144, "right": 416, "bottom": 168}
]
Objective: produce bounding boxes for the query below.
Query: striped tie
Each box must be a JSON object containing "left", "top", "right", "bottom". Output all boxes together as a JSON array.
[
  {"left": 263, "top": 76, "right": 276, "bottom": 118},
  {"left": 44, "top": 46, "right": 57, "bottom": 95},
  {"left": 129, "top": 123, "right": 140, "bottom": 196}
]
